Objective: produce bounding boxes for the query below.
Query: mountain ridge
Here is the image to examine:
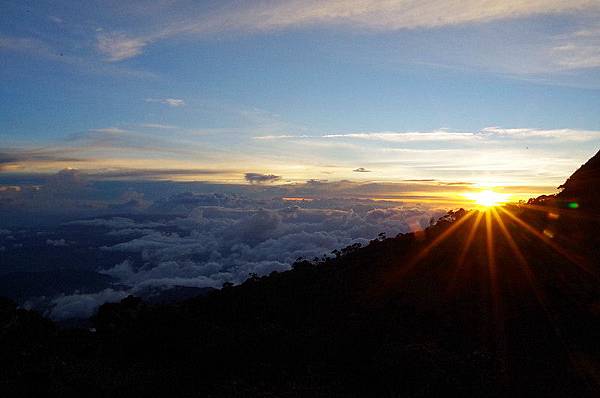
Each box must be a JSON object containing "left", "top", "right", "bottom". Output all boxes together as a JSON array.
[
  {"left": 558, "top": 149, "right": 600, "bottom": 206},
  {"left": 2, "top": 152, "right": 600, "bottom": 397}
]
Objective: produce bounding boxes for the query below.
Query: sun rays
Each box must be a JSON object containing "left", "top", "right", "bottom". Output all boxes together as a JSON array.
[{"left": 383, "top": 200, "right": 599, "bottom": 363}]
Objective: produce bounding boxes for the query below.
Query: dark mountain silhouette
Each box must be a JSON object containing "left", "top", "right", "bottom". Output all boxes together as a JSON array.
[
  {"left": 558, "top": 149, "right": 600, "bottom": 208},
  {"left": 2, "top": 153, "right": 600, "bottom": 397}
]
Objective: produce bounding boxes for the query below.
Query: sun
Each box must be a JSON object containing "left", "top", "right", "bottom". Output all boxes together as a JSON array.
[{"left": 464, "top": 189, "right": 510, "bottom": 208}]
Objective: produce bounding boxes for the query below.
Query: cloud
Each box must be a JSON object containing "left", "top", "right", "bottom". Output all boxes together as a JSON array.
[
  {"left": 59, "top": 125, "right": 234, "bottom": 164},
  {"left": 96, "top": 1, "right": 599, "bottom": 61},
  {"left": 164, "top": 98, "right": 186, "bottom": 107},
  {"left": 245, "top": 172, "right": 282, "bottom": 184},
  {"left": 353, "top": 167, "right": 372, "bottom": 173},
  {"left": 253, "top": 130, "right": 477, "bottom": 142},
  {"left": 46, "top": 238, "right": 68, "bottom": 246},
  {"left": 139, "top": 123, "right": 178, "bottom": 129},
  {"left": 66, "top": 217, "right": 164, "bottom": 229},
  {"left": 0, "top": 148, "right": 84, "bottom": 170},
  {"left": 481, "top": 127, "right": 600, "bottom": 141},
  {"left": 46, "top": 168, "right": 87, "bottom": 188},
  {"left": 551, "top": 28, "right": 600, "bottom": 70},
  {"left": 49, "top": 288, "right": 128, "bottom": 320},
  {"left": 88, "top": 168, "right": 238, "bottom": 180},
  {"left": 91, "top": 194, "right": 444, "bottom": 297},
  {"left": 254, "top": 127, "right": 600, "bottom": 145},
  {"left": 4, "top": 176, "right": 558, "bottom": 318},
  {"left": 254, "top": 131, "right": 478, "bottom": 142},
  {"left": 145, "top": 98, "right": 186, "bottom": 107},
  {"left": 253, "top": 135, "right": 310, "bottom": 140},
  {"left": 323, "top": 131, "right": 477, "bottom": 142},
  {"left": 0, "top": 35, "right": 155, "bottom": 78},
  {"left": 48, "top": 16, "right": 63, "bottom": 24},
  {"left": 96, "top": 33, "right": 148, "bottom": 62},
  {"left": 229, "top": 1, "right": 597, "bottom": 31},
  {"left": 0, "top": 36, "right": 49, "bottom": 53}
]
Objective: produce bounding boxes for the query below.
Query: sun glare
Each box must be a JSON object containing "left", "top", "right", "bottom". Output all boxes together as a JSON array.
[{"left": 465, "top": 190, "right": 510, "bottom": 208}]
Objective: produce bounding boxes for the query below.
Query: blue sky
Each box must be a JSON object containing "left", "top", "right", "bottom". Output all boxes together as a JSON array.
[{"left": 2, "top": 0, "right": 600, "bottom": 199}]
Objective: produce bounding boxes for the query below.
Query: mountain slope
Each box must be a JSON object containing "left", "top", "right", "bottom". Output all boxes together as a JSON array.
[
  {"left": 2, "top": 153, "right": 600, "bottom": 397},
  {"left": 558, "top": 149, "right": 600, "bottom": 207}
]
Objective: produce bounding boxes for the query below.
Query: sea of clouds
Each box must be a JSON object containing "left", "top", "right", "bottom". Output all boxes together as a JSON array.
[
  {"left": 45, "top": 192, "right": 445, "bottom": 319},
  {"left": 0, "top": 172, "right": 451, "bottom": 319}
]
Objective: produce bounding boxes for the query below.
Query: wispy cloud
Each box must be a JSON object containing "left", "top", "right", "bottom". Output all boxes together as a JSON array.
[
  {"left": 145, "top": 98, "right": 186, "bottom": 107},
  {"left": 48, "top": 16, "right": 63, "bottom": 24},
  {"left": 0, "top": 36, "right": 47, "bottom": 53},
  {"left": 254, "top": 131, "right": 477, "bottom": 142},
  {"left": 0, "top": 35, "right": 155, "bottom": 78},
  {"left": 96, "top": 33, "right": 148, "bottom": 62},
  {"left": 139, "top": 123, "right": 178, "bottom": 129},
  {"left": 0, "top": 148, "right": 84, "bottom": 171},
  {"left": 551, "top": 27, "right": 600, "bottom": 69},
  {"left": 97, "top": 0, "right": 600, "bottom": 62},
  {"left": 254, "top": 128, "right": 600, "bottom": 143},
  {"left": 323, "top": 131, "right": 477, "bottom": 142},
  {"left": 4, "top": 124, "right": 599, "bottom": 187},
  {"left": 88, "top": 168, "right": 240, "bottom": 180},
  {"left": 253, "top": 134, "right": 304, "bottom": 140},
  {"left": 219, "top": 0, "right": 596, "bottom": 31},
  {"left": 481, "top": 127, "right": 600, "bottom": 141}
]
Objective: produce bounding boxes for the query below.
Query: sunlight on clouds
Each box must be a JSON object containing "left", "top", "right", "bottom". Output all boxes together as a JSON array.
[
  {"left": 3, "top": 122, "right": 599, "bottom": 205},
  {"left": 162, "top": 0, "right": 599, "bottom": 37}
]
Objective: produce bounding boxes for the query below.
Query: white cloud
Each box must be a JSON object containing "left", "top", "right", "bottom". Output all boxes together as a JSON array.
[
  {"left": 48, "top": 16, "right": 63, "bottom": 24},
  {"left": 481, "top": 127, "right": 600, "bottom": 141},
  {"left": 323, "top": 131, "right": 477, "bottom": 142},
  {"left": 139, "top": 123, "right": 178, "bottom": 129},
  {"left": 551, "top": 28, "right": 600, "bottom": 70},
  {"left": 88, "top": 127, "right": 129, "bottom": 134},
  {"left": 99, "top": 1, "right": 600, "bottom": 62},
  {"left": 253, "top": 128, "right": 600, "bottom": 144},
  {"left": 0, "top": 35, "right": 156, "bottom": 78},
  {"left": 145, "top": 98, "right": 186, "bottom": 107},
  {"left": 96, "top": 33, "right": 148, "bottom": 62},
  {"left": 253, "top": 131, "right": 477, "bottom": 142},
  {"left": 253, "top": 135, "right": 305, "bottom": 140},
  {"left": 160, "top": 0, "right": 598, "bottom": 36},
  {"left": 92, "top": 196, "right": 443, "bottom": 297}
]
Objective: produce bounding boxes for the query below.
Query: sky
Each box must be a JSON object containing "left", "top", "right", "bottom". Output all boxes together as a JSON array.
[{"left": 2, "top": 0, "right": 600, "bottom": 204}]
